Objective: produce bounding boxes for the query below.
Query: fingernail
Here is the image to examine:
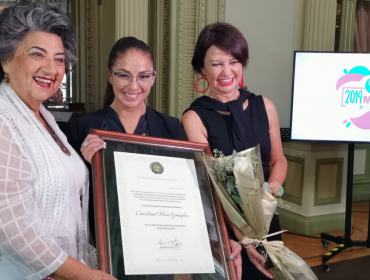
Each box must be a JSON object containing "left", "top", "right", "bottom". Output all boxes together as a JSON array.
[
  {"left": 103, "top": 142, "right": 107, "bottom": 146},
  {"left": 101, "top": 144, "right": 106, "bottom": 148},
  {"left": 229, "top": 255, "right": 234, "bottom": 260}
]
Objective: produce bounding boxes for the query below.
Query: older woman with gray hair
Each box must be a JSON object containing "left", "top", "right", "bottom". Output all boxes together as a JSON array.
[{"left": 0, "top": 2, "right": 115, "bottom": 280}]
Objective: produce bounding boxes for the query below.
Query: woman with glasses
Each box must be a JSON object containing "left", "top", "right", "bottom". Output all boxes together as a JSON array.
[{"left": 63, "top": 37, "right": 187, "bottom": 241}]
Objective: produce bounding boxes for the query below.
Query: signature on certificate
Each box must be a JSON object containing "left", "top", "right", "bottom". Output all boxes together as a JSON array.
[{"left": 158, "top": 238, "right": 182, "bottom": 250}]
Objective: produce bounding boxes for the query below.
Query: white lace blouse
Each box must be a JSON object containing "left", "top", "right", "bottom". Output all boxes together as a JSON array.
[{"left": 0, "top": 83, "right": 89, "bottom": 280}]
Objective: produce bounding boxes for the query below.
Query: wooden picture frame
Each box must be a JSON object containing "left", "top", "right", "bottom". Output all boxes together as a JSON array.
[{"left": 91, "top": 129, "right": 236, "bottom": 279}]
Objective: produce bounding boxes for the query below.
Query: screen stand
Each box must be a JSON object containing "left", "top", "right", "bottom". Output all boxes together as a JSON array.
[{"left": 320, "top": 143, "right": 370, "bottom": 272}]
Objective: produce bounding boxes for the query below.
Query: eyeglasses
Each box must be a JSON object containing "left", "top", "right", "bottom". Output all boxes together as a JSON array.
[{"left": 110, "top": 68, "right": 155, "bottom": 87}]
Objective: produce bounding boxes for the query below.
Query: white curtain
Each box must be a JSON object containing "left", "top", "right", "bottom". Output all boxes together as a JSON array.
[{"left": 354, "top": 1, "right": 370, "bottom": 52}]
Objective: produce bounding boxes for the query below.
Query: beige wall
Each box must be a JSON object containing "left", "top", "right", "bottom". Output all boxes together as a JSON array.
[{"left": 225, "top": 0, "right": 306, "bottom": 128}]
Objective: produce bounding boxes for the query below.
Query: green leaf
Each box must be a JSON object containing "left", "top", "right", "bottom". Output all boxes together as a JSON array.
[
  {"left": 226, "top": 180, "right": 234, "bottom": 195},
  {"left": 240, "top": 213, "right": 247, "bottom": 221},
  {"left": 232, "top": 195, "right": 242, "bottom": 206}
]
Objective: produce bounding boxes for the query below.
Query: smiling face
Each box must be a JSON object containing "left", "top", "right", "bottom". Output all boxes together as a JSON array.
[
  {"left": 108, "top": 49, "right": 156, "bottom": 110},
  {"left": 202, "top": 45, "right": 243, "bottom": 98},
  {"left": 1, "top": 31, "right": 66, "bottom": 110}
]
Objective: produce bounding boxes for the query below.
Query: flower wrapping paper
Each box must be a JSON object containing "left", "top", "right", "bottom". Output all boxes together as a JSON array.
[{"left": 202, "top": 144, "right": 318, "bottom": 280}]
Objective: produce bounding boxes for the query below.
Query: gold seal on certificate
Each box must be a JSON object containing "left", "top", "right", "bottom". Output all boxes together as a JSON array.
[
  {"left": 114, "top": 152, "right": 215, "bottom": 275},
  {"left": 150, "top": 161, "right": 164, "bottom": 174}
]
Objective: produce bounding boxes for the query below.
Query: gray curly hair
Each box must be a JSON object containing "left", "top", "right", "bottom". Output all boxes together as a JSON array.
[{"left": 0, "top": 1, "right": 77, "bottom": 83}]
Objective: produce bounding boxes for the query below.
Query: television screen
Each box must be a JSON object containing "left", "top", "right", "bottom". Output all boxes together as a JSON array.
[{"left": 290, "top": 52, "right": 370, "bottom": 143}]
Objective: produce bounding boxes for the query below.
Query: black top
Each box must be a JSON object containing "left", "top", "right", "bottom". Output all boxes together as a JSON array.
[
  {"left": 184, "top": 89, "right": 281, "bottom": 280},
  {"left": 62, "top": 106, "right": 187, "bottom": 242},
  {"left": 65, "top": 106, "right": 187, "bottom": 151},
  {"left": 184, "top": 89, "right": 271, "bottom": 181}
]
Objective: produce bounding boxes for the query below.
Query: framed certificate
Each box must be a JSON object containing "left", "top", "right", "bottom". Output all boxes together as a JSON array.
[{"left": 91, "top": 129, "right": 236, "bottom": 280}]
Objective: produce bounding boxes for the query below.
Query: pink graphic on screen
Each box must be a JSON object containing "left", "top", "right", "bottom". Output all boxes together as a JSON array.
[{"left": 337, "top": 66, "right": 370, "bottom": 130}]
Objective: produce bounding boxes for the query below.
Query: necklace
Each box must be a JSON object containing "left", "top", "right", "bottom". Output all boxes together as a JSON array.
[{"left": 40, "top": 113, "right": 71, "bottom": 156}]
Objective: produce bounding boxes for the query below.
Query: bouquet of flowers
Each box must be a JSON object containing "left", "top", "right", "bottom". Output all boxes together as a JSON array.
[{"left": 202, "top": 145, "right": 318, "bottom": 280}]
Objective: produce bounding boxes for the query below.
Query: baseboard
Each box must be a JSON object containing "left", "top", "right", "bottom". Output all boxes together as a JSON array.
[
  {"left": 353, "top": 183, "right": 370, "bottom": 203},
  {"left": 279, "top": 209, "right": 346, "bottom": 236}
]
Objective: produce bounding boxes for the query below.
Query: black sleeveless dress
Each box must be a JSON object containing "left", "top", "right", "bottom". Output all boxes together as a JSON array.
[{"left": 184, "top": 89, "right": 282, "bottom": 280}]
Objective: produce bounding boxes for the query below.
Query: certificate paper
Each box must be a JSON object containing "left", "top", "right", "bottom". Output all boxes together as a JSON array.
[{"left": 114, "top": 152, "right": 215, "bottom": 275}]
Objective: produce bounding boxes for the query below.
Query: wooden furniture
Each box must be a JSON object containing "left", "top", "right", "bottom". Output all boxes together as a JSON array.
[{"left": 47, "top": 102, "right": 86, "bottom": 119}]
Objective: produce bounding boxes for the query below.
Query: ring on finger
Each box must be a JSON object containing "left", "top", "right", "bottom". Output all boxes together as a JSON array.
[
  {"left": 229, "top": 255, "right": 235, "bottom": 260},
  {"left": 83, "top": 140, "right": 89, "bottom": 147}
]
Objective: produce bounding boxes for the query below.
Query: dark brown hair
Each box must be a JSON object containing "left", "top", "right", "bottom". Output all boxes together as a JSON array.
[
  {"left": 191, "top": 22, "right": 249, "bottom": 73},
  {"left": 104, "top": 37, "right": 155, "bottom": 106}
]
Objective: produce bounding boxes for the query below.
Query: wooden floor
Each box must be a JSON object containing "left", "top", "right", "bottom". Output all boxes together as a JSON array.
[{"left": 282, "top": 201, "right": 370, "bottom": 267}]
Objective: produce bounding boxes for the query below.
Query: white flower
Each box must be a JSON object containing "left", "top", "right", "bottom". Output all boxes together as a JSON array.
[{"left": 234, "top": 155, "right": 255, "bottom": 178}]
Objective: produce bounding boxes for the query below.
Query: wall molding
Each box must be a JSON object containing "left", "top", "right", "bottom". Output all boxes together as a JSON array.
[
  {"left": 283, "top": 155, "right": 305, "bottom": 206},
  {"left": 353, "top": 144, "right": 370, "bottom": 202},
  {"left": 279, "top": 209, "right": 345, "bottom": 236},
  {"left": 314, "top": 158, "right": 344, "bottom": 206},
  {"left": 163, "top": 0, "right": 225, "bottom": 118},
  {"left": 196, "top": 0, "right": 206, "bottom": 36},
  {"left": 73, "top": 0, "right": 87, "bottom": 105},
  {"left": 218, "top": 0, "right": 225, "bottom": 22},
  {"left": 354, "top": 144, "right": 370, "bottom": 183},
  {"left": 147, "top": 0, "right": 168, "bottom": 114},
  {"left": 176, "top": 0, "right": 197, "bottom": 119},
  {"left": 86, "top": 0, "right": 99, "bottom": 112}
]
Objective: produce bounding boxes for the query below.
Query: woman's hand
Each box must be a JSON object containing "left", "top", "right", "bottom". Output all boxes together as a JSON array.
[
  {"left": 80, "top": 134, "right": 106, "bottom": 164},
  {"left": 89, "top": 270, "right": 117, "bottom": 280},
  {"left": 229, "top": 239, "right": 242, "bottom": 280},
  {"left": 268, "top": 181, "right": 280, "bottom": 197},
  {"left": 51, "top": 256, "right": 117, "bottom": 280},
  {"left": 52, "top": 268, "right": 117, "bottom": 280},
  {"left": 232, "top": 225, "right": 274, "bottom": 279},
  {"left": 245, "top": 245, "right": 274, "bottom": 279}
]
